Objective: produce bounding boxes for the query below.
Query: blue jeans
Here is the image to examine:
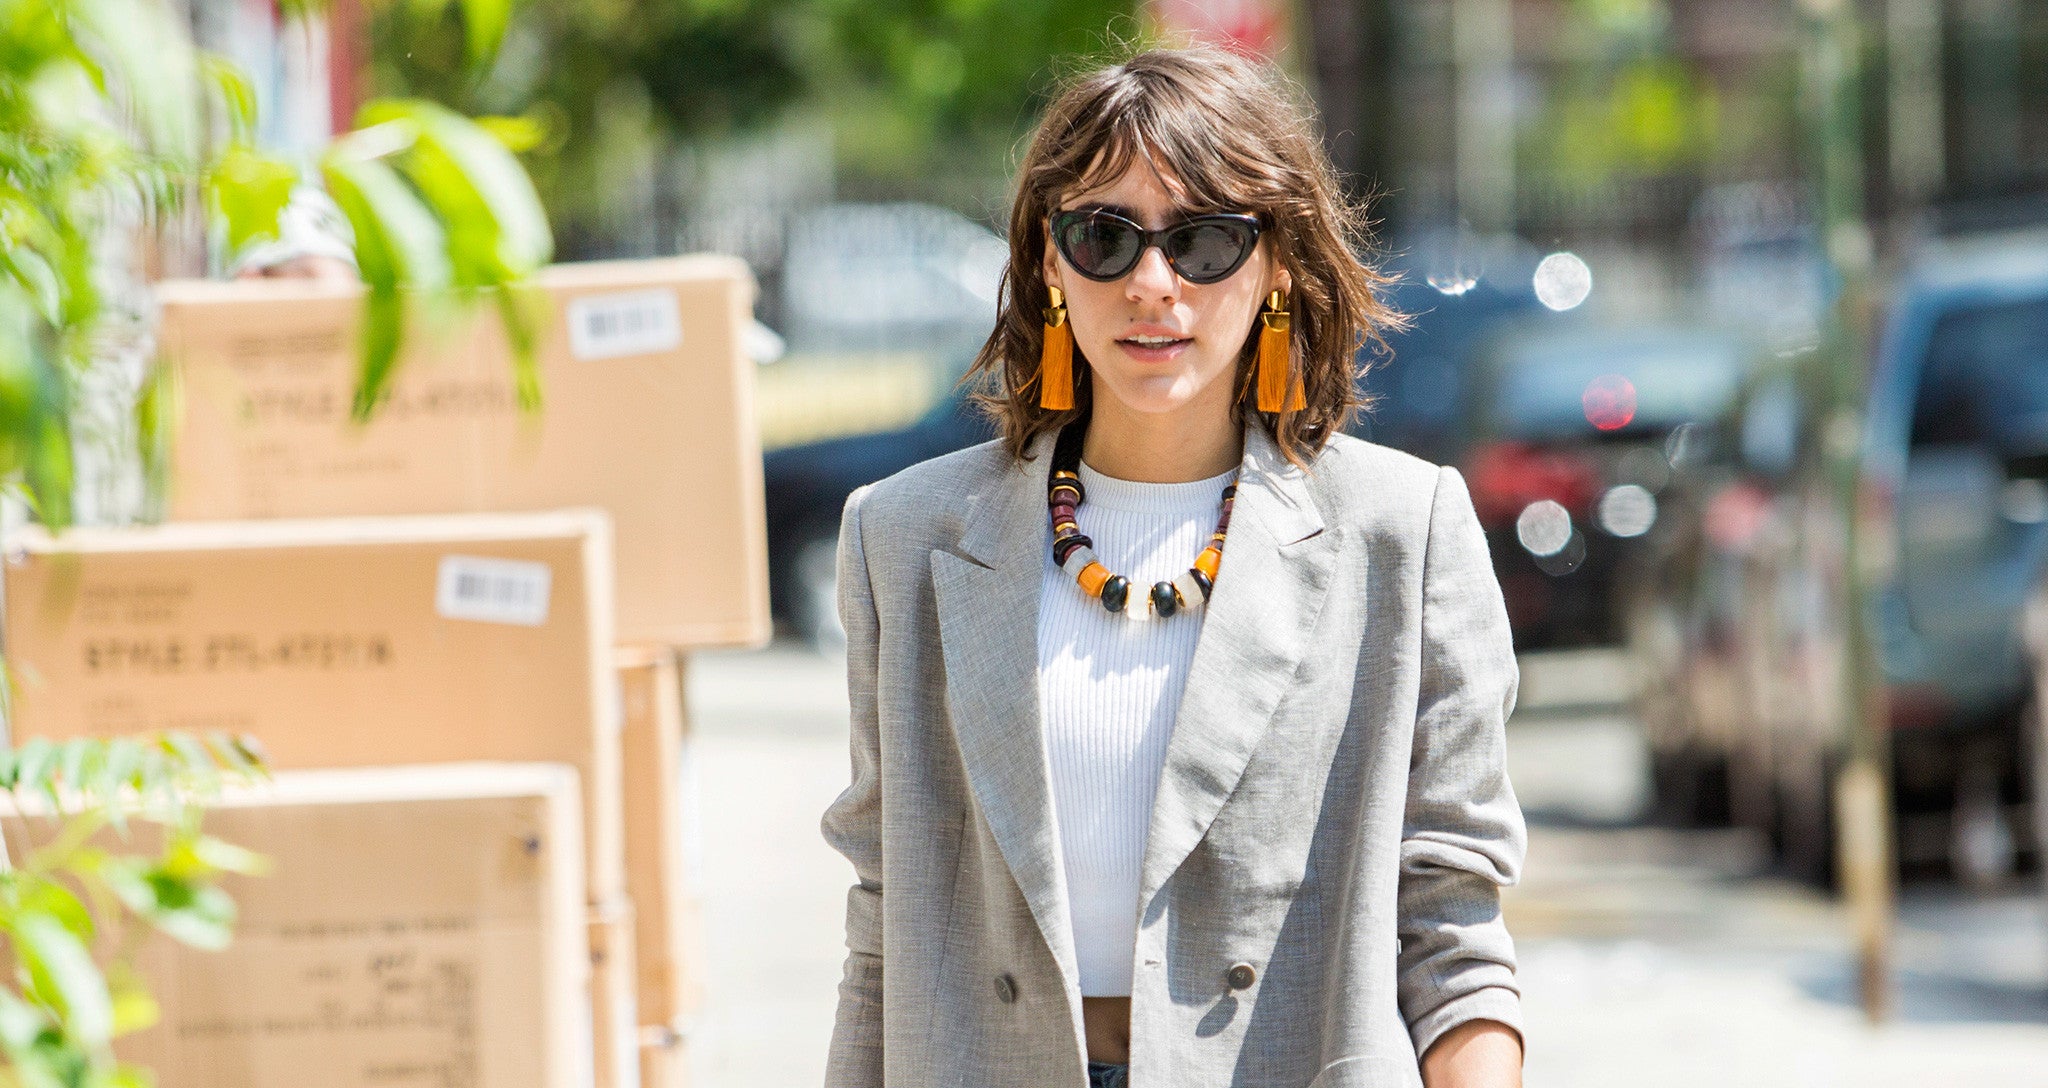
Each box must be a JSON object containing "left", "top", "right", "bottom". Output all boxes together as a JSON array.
[{"left": 1086, "top": 1060, "right": 1130, "bottom": 1088}]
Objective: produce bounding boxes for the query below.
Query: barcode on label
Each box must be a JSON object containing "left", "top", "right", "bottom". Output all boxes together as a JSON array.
[
  {"left": 436, "top": 556, "right": 553, "bottom": 626},
  {"left": 566, "top": 289, "right": 683, "bottom": 360}
]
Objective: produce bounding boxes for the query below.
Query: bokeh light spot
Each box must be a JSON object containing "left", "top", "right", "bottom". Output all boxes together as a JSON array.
[
  {"left": 1533, "top": 251, "right": 1593, "bottom": 310},
  {"left": 1583, "top": 374, "right": 1638, "bottom": 431}
]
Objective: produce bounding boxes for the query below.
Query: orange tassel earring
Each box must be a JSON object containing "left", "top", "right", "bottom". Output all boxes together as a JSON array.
[
  {"left": 1255, "top": 288, "right": 1304, "bottom": 412},
  {"left": 1039, "top": 284, "right": 1075, "bottom": 410}
]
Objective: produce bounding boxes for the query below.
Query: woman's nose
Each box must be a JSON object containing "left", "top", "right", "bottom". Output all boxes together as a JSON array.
[{"left": 1124, "top": 244, "right": 1179, "bottom": 302}]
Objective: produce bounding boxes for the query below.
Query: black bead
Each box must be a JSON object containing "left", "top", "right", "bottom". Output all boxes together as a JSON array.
[
  {"left": 1101, "top": 575, "right": 1129, "bottom": 612},
  {"left": 1052, "top": 533, "right": 1093, "bottom": 567},
  {"left": 1151, "top": 581, "right": 1177, "bottom": 617},
  {"left": 1189, "top": 568, "right": 1214, "bottom": 601}
]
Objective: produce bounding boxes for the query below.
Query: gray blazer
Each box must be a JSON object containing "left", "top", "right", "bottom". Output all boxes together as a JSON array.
[{"left": 820, "top": 421, "right": 1528, "bottom": 1088}]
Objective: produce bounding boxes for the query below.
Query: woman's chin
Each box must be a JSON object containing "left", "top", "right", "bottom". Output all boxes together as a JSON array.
[{"left": 1093, "top": 372, "right": 1224, "bottom": 416}]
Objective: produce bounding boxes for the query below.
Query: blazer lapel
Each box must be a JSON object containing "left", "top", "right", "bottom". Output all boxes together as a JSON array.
[
  {"left": 930, "top": 429, "right": 1076, "bottom": 992},
  {"left": 929, "top": 422, "right": 1342, "bottom": 1004},
  {"left": 1137, "top": 423, "right": 1341, "bottom": 915}
]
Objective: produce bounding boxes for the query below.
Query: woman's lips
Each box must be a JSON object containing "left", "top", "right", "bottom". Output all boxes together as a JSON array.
[{"left": 1115, "top": 336, "right": 1191, "bottom": 363}]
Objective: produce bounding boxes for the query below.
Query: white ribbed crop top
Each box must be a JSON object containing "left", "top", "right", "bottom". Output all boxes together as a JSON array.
[{"left": 1037, "top": 455, "right": 1240, "bottom": 997}]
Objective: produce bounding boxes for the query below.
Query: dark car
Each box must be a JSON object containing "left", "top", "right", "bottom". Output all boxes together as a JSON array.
[
  {"left": 1349, "top": 257, "right": 1557, "bottom": 464},
  {"left": 763, "top": 375, "right": 998, "bottom": 649},
  {"left": 1459, "top": 319, "right": 1754, "bottom": 648}
]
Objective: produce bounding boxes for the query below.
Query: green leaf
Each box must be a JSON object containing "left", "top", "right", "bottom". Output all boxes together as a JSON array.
[
  {"left": 13, "top": 738, "right": 58, "bottom": 803},
  {"left": 320, "top": 140, "right": 451, "bottom": 288},
  {"left": 12, "top": 911, "right": 114, "bottom": 1047},
  {"left": 102, "top": 864, "right": 235, "bottom": 951},
  {"left": 186, "top": 840, "right": 270, "bottom": 881},
  {"left": 156, "top": 733, "right": 219, "bottom": 791},
  {"left": 493, "top": 283, "right": 544, "bottom": 412},
  {"left": 71, "top": 0, "right": 203, "bottom": 158},
  {"left": 356, "top": 98, "right": 552, "bottom": 281},
  {"left": 105, "top": 963, "right": 161, "bottom": 1040},
  {"left": 200, "top": 731, "right": 260, "bottom": 779},
  {"left": 472, "top": 113, "right": 547, "bottom": 153},
  {"left": 55, "top": 738, "right": 96, "bottom": 797},
  {"left": 0, "top": 988, "right": 52, "bottom": 1053},
  {"left": 134, "top": 358, "right": 182, "bottom": 523},
  {"left": 208, "top": 145, "right": 300, "bottom": 253},
  {"left": 199, "top": 54, "right": 259, "bottom": 144},
  {"left": 104, "top": 1058, "right": 158, "bottom": 1088},
  {"left": 458, "top": 0, "right": 513, "bottom": 68},
  {"left": 18, "top": 881, "right": 93, "bottom": 945}
]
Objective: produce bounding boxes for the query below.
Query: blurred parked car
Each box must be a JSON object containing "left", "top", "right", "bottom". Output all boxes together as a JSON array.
[
  {"left": 1855, "top": 229, "right": 2048, "bottom": 884},
  {"left": 1620, "top": 354, "right": 1819, "bottom": 846},
  {"left": 1350, "top": 239, "right": 1561, "bottom": 465},
  {"left": 1632, "top": 227, "right": 2048, "bottom": 889},
  {"left": 1461, "top": 319, "right": 1753, "bottom": 649},
  {"left": 764, "top": 376, "right": 998, "bottom": 650}
]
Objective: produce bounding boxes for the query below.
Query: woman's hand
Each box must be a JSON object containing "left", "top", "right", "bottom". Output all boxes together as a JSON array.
[{"left": 1419, "top": 1018, "right": 1523, "bottom": 1088}]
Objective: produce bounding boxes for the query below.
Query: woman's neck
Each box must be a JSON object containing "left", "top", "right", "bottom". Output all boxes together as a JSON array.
[{"left": 1080, "top": 393, "right": 1244, "bottom": 484}]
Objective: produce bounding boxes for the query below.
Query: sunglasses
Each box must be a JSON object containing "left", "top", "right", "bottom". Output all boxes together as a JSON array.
[{"left": 1048, "top": 207, "right": 1264, "bottom": 285}]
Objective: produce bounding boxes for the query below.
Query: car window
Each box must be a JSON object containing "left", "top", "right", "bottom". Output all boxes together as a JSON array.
[
  {"left": 1490, "top": 338, "right": 1744, "bottom": 439},
  {"left": 1909, "top": 297, "right": 2048, "bottom": 451}
]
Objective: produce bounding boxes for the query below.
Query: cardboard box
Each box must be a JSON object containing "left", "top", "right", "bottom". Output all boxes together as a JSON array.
[
  {"left": 639, "top": 1032, "right": 692, "bottom": 1088},
  {"left": 615, "top": 645, "right": 707, "bottom": 1034},
  {"left": 0, "top": 763, "right": 593, "bottom": 1088},
  {"left": 154, "top": 257, "right": 771, "bottom": 649},
  {"left": 589, "top": 900, "right": 642, "bottom": 1088},
  {"left": 1, "top": 510, "right": 626, "bottom": 903}
]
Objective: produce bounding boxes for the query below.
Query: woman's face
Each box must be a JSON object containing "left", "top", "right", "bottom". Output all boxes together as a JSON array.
[{"left": 1041, "top": 154, "right": 1290, "bottom": 419}]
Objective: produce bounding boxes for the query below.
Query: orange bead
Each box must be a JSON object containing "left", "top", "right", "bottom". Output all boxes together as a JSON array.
[
  {"left": 1077, "top": 562, "right": 1111, "bottom": 596},
  {"left": 1193, "top": 548, "right": 1222, "bottom": 581}
]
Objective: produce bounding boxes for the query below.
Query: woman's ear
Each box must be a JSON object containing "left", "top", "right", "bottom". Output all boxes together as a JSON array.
[{"left": 1042, "top": 223, "right": 1061, "bottom": 294}]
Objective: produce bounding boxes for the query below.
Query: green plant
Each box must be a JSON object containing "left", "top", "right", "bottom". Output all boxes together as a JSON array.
[
  {"left": 0, "top": 1, "right": 552, "bottom": 1084},
  {"left": 0, "top": 732, "right": 269, "bottom": 1088},
  {"left": 3, "top": 0, "right": 552, "bottom": 536}
]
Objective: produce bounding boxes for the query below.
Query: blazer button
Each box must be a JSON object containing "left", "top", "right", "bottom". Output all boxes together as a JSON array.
[
  {"left": 994, "top": 972, "right": 1018, "bottom": 1003},
  {"left": 1225, "top": 962, "right": 1257, "bottom": 990}
]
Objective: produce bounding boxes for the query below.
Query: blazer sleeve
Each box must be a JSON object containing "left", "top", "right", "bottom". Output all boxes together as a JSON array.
[
  {"left": 1395, "top": 465, "right": 1530, "bottom": 1065},
  {"left": 820, "top": 483, "right": 885, "bottom": 1088}
]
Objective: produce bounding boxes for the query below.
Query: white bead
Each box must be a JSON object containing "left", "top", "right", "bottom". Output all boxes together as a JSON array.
[
  {"left": 1060, "top": 544, "right": 1097, "bottom": 576},
  {"left": 1173, "top": 570, "right": 1206, "bottom": 608}
]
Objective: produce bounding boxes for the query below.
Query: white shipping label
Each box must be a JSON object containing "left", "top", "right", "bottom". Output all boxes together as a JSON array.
[
  {"left": 436, "top": 556, "right": 553, "bottom": 626},
  {"left": 566, "top": 289, "right": 683, "bottom": 360}
]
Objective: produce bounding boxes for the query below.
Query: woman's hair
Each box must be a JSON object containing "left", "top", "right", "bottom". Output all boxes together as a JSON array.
[{"left": 962, "top": 42, "right": 1411, "bottom": 472}]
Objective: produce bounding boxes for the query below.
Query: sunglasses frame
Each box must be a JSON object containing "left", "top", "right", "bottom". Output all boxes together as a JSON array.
[{"left": 1047, "top": 207, "right": 1265, "bottom": 286}]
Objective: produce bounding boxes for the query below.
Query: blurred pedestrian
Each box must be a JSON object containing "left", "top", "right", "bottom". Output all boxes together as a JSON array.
[
  {"left": 821, "top": 43, "right": 1527, "bottom": 1088},
  {"left": 226, "top": 184, "right": 358, "bottom": 283}
]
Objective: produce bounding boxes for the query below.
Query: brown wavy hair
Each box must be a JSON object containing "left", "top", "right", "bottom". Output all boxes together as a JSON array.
[{"left": 961, "top": 42, "right": 1410, "bottom": 472}]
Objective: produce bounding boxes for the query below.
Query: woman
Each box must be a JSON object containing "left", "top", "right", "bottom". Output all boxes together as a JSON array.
[{"left": 821, "top": 45, "right": 1528, "bottom": 1088}]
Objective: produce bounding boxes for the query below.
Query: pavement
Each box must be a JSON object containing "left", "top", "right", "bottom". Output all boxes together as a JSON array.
[{"left": 677, "top": 641, "right": 2048, "bottom": 1087}]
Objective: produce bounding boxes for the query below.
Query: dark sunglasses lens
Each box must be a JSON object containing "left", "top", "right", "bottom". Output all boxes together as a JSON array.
[
  {"left": 1168, "top": 221, "right": 1255, "bottom": 282},
  {"left": 1058, "top": 214, "right": 1142, "bottom": 279}
]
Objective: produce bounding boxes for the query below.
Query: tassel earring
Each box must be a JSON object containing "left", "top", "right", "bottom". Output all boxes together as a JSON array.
[
  {"left": 1039, "top": 284, "right": 1075, "bottom": 410},
  {"left": 1255, "top": 288, "right": 1305, "bottom": 413}
]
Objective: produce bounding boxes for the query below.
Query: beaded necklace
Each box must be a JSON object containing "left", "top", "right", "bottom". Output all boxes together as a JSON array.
[{"left": 1046, "top": 418, "right": 1238, "bottom": 619}]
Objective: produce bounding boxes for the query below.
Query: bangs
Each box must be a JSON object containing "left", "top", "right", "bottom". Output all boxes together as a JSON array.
[{"left": 1054, "top": 92, "right": 1260, "bottom": 216}]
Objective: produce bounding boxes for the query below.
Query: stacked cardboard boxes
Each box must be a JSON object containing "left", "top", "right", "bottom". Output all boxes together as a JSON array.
[
  {"left": 2, "top": 257, "right": 760, "bottom": 1088},
  {"left": 0, "top": 763, "right": 592, "bottom": 1088},
  {"left": 616, "top": 646, "right": 708, "bottom": 1083}
]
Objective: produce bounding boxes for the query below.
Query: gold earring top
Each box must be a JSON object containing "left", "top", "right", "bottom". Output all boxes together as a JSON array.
[
  {"left": 1261, "top": 288, "right": 1291, "bottom": 332},
  {"left": 1044, "top": 283, "right": 1068, "bottom": 327}
]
